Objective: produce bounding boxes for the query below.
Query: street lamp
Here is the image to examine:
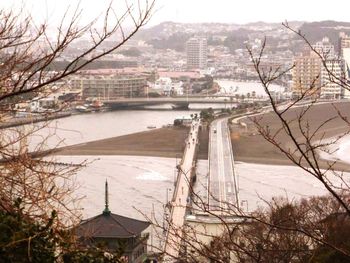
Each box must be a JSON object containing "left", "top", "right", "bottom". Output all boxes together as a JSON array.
[
  {"left": 175, "top": 153, "right": 181, "bottom": 166},
  {"left": 174, "top": 167, "right": 178, "bottom": 187},
  {"left": 166, "top": 188, "right": 172, "bottom": 207}
]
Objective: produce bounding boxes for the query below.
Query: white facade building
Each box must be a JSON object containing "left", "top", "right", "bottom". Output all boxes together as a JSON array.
[
  {"left": 154, "top": 77, "right": 172, "bottom": 96},
  {"left": 293, "top": 38, "right": 343, "bottom": 99},
  {"left": 339, "top": 32, "right": 350, "bottom": 56},
  {"left": 154, "top": 77, "right": 184, "bottom": 96},
  {"left": 320, "top": 59, "right": 343, "bottom": 99},
  {"left": 342, "top": 48, "right": 350, "bottom": 99},
  {"left": 312, "top": 37, "right": 335, "bottom": 58},
  {"left": 186, "top": 37, "right": 207, "bottom": 69}
]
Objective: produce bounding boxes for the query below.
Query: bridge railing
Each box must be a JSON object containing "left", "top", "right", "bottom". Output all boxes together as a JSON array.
[
  {"left": 163, "top": 120, "right": 200, "bottom": 261},
  {"left": 225, "top": 119, "right": 240, "bottom": 208}
]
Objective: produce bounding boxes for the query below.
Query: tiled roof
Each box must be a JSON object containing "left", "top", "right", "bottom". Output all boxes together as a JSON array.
[{"left": 76, "top": 212, "right": 150, "bottom": 239}]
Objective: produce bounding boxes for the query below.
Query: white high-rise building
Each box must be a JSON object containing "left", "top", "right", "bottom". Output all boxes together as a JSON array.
[
  {"left": 186, "top": 37, "right": 207, "bottom": 69},
  {"left": 292, "top": 38, "right": 343, "bottom": 99},
  {"left": 342, "top": 48, "right": 350, "bottom": 99},
  {"left": 320, "top": 59, "right": 343, "bottom": 99},
  {"left": 338, "top": 32, "right": 350, "bottom": 56},
  {"left": 313, "top": 37, "right": 335, "bottom": 58}
]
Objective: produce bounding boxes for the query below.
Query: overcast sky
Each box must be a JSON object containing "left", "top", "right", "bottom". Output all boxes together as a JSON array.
[{"left": 2, "top": 0, "right": 350, "bottom": 26}]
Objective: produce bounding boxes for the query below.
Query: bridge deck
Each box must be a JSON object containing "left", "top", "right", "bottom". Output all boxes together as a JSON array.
[
  {"left": 163, "top": 119, "right": 200, "bottom": 262},
  {"left": 102, "top": 97, "right": 237, "bottom": 105},
  {"left": 208, "top": 117, "right": 239, "bottom": 212}
]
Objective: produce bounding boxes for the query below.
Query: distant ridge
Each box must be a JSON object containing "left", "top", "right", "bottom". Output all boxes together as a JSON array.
[
  {"left": 135, "top": 20, "right": 350, "bottom": 53},
  {"left": 298, "top": 20, "right": 350, "bottom": 45}
]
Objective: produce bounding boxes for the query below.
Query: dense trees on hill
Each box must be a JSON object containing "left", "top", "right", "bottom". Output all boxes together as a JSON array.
[
  {"left": 148, "top": 32, "right": 192, "bottom": 51},
  {"left": 119, "top": 47, "right": 142, "bottom": 57},
  {"left": 298, "top": 21, "right": 350, "bottom": 47},
  {"left": 142, "top": 21, "right": 350, "bottom": 55},
  {"left": 223, "top": 29, "right": 252, "bottom": 52}
]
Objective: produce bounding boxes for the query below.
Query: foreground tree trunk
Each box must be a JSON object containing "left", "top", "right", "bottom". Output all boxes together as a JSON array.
[{"left": 0, "top": 1, "right": 154, "bottom": 260}]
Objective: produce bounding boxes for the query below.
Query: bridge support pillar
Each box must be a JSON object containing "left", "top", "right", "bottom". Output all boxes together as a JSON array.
[{"left": 172, "top": 103, "right": 189, "bottom": 110}]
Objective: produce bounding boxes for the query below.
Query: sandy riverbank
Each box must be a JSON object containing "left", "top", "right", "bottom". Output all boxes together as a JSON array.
[
  {"left": 57, "top": 126, "right": 209, "bottom": 160},
  {"left": 230, "top": 101, "right": 350, "bottom": 171},
  {"left": 55, "top": 101, "right": 350, "bottom": 171}
]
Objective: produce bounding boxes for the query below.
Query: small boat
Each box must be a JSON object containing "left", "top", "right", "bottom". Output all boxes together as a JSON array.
[{"left": 147, "top": 125, "right": 156, "bottom": 129}]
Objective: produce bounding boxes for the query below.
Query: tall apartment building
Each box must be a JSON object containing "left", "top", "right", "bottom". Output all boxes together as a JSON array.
[
  {"left": 313, "top": 37, "right": 335, "bottom": 58},
  {"left": 320, "top": 59, "right": 343, "bottom": 99},
  {"left": 186, "top": 37, "right": 207, "bottom": 69},
  {"left": 293, "top": 38, "right": 343, "bottom": 99},
  {"left": 292, "top": 51, "right": 322, "bottom": 98},
  {"left": 338, "top": 32, "right": 350, "bottom": 56},
  {"left": 71, "top": 74, "right": 147, "bottom": 99},
  {"left": 337, "top": 33, "right": 350, "bottom": 99},
  {"left": 342, "top": 48, "right": 350, "bottom": 99}
]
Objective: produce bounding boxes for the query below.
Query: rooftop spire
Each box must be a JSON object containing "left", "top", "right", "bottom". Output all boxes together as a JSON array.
[{"left": 103, "top": 179, "right": 111, "bottom": 215}]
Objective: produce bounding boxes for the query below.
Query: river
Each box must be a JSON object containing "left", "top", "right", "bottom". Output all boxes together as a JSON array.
[
  {"left": 25, "top": 109, "right": 198, "bottom": 151},
  {"left": 24, "top": 109, "right": 349, "bottom": 226},
  {"left": 216, "top": 79, "right": 287, "bottom": 97}
]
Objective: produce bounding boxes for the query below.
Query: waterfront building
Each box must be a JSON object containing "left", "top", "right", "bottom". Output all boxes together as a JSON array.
[
  {"left": 75, "top": 181, "right": 150, "bottom": 263},
  {"left": 153, "top": 77, "right": 184, "bottom": 96},
  {"left": 71, "top": 74, "right": 147, "bottom": 99},
  {"left": 157, "top": 71, "right": 201, "bottom": 82},
  {"left": 154, "top": 77, "right": 172, "bottom": 96},
  {"left": 186, "top": 37, "right": 208, "bottom": 69}
]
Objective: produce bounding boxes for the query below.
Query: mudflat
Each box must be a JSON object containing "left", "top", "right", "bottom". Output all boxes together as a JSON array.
[
  {"left": 230, "top": 101, "right": 350, "bottom": 171},
  {"left": 56, "top": 101, "right": 350, "bottom": 171},
  {"left": 57, "top": 126, "right": 209, "bottom": 160}
]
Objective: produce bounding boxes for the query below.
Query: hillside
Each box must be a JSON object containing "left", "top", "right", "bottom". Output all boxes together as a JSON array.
[{"left": 298, "top": 21, "right": 350, "bottom": 45}]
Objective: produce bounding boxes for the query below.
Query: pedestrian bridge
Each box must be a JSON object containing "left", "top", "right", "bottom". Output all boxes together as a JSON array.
[{"left": 163, "top": 119, "right": 200, "bottom": 262}]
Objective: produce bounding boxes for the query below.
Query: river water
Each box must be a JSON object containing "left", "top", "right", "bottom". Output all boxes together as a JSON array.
[
  {"left": 25, "top": 109, "right": 197, "bottom": 151},
  {"left": 216, "top": 79, "right": 286, "bottom": 97},
  {"left": 21, "top": 108, "right": 349, "bottom": 224},
  {"left": 27, "top": 109, "right": 195, "bottom": 221}
]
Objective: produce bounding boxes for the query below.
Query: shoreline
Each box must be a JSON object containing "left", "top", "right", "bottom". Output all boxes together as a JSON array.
[
  {"left": 230, "top": 101, "right": 350, "bottom": 171},
  {"left": 0, "top": 111, "right": 72, "bottom": 129},
  {"left": 55, "top": 126, "right": 209, "bottom": 160},
  {"left": 53, "top": 101, "right": 350, "bottom": 171}
]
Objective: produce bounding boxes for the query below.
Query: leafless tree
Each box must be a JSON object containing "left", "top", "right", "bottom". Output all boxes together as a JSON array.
[
  {"left": 247, "top": 22, "right": 350, "bottom": 215},
  {"left": 0, "top": 0, "right": 155, "bottom": 258},
  {"left": 154, "top": 22, "right": 350, "bottom": 263}
]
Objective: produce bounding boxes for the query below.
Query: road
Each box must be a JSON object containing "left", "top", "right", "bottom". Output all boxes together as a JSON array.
[
  {"left": 163, "top": 119, "right": 200, "bottom": 262},
  {"left": 209, "top": 117, "right": 239, "bottom": 211},
  {"left": 102, "top": 97, "right": 234, "bottom": 105}
]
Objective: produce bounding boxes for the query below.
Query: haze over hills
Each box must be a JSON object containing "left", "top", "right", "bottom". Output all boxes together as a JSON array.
[
  {"left": 136, "top": 20, "right": 350, "bottom": 53},
  {"left": 298, "top": 21, "right": 350, "bottom": 45}
]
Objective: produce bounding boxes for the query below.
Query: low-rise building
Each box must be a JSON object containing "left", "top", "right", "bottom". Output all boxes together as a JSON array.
[
  {"left": 75, "top": 181, "right": 151, "bottom": 263},
  {"left": 71, "top": 74, "right": 147, "bottom": 99},
  {"left": 154, "top": 77, "right": 172, "bottom": 96}
]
